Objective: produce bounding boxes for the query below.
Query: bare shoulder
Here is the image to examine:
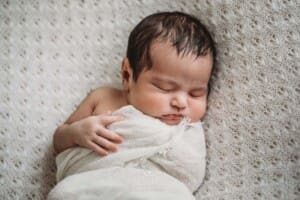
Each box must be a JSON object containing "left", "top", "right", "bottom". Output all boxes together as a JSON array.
[
  {"left": 90, "top": 87, "right": 127, "bottom": 115},
  {"left": 64, "top": 87, "right": 125, "bottom": 124},
  {"left": 89, "top": 87, "right": 122, "bottom": 98}
]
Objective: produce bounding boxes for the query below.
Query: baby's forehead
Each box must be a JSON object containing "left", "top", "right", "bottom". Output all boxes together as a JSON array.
[
  {"left": 149, "top": 40, "right": 209, "bottom": 62},
  {"left": 150, "top": 40, "right": 174, "bottom": 53}
]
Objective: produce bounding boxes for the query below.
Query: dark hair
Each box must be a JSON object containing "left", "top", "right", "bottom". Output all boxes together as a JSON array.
[{"left": 126, "top": 11, "right": 217, "bottom": 83}]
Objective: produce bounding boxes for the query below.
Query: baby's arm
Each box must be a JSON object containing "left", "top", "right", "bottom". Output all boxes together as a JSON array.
[{"left": 53, "top": 88, "right": 124, "bottom": 156}]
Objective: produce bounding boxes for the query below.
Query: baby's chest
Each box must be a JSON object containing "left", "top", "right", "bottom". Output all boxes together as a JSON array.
[{"left": 92, "top": 98, "right": 128, "bottom": 115}]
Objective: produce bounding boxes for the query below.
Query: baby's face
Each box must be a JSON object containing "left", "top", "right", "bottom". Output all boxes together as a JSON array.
[{"left": 126, "top": 42, "right": 213, "bottom": 125}]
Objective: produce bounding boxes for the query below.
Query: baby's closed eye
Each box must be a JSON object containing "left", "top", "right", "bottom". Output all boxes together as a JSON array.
[
  {"left": 189, "top": 89, "right": 207, "bottom": 97},
  {"left": 152, "top": 82, "right": 176, "bottom": 92}
]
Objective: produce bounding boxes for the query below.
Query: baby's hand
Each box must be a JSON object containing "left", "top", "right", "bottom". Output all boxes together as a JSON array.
[{"left": 71, "top": 112, "right": 124, "bottom": 156}]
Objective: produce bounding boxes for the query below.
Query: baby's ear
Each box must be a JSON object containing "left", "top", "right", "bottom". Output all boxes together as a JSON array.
[{"left": 121, "top": 58, "right": 133, "bottom": 90}]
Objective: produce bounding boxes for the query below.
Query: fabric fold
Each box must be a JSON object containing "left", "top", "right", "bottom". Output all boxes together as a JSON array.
[{"left": 48, "top": 105, "right": 206, "bottom": 199}]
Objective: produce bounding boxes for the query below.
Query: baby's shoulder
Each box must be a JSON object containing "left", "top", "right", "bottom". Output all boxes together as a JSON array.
[
  {"left": 90, "top": 86, "right": 122, "bottom": 97},
  {"left": 90, "top": 87, "right": 127, "bottom": 114},
  {"left": 88, "top": 87, "right": 124, "bottom": 103}
]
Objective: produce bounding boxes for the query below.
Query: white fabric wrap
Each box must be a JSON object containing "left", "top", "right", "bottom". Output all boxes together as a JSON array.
[{"left": 48, "top": 105, "right": 206, "bottom": 200}]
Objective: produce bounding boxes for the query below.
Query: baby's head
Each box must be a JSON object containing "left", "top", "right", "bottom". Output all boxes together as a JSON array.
[{"left": 122, "top": 11, "right": 216, "bottom": 125}]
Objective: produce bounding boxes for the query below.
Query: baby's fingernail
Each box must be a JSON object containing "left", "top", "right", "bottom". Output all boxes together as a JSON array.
[
  {"left": 114, "top": 136, "right": 123, "bottom": 143},
  {"left": 101, "top": 152, "right": 108, "bottom": 156},
  {"left": 118, "top": 115, "right": 125, "bottom": 120},
  {"left": 113, "top": 147, "right": 119, "bottom": 152}
]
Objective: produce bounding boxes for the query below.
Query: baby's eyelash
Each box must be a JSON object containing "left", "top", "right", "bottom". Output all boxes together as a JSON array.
[
  {"left": 189, "top": 91, "right": 206, "bottom": 97},
  {"left": 153, "top": 83, "right": 174, "bottom": 92},
  {"left": 190, "top": 93, "right": 202, "bottom": 98}
]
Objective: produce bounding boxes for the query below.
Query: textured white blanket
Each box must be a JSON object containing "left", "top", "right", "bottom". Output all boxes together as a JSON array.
[
  {"left": 2, "top": 1, "right": 299, "bottom": 199},
  {"left": 47, "top": 105, "right": 206, "bottom": 199}
]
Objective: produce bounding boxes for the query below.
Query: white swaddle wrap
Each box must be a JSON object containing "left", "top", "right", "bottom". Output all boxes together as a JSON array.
[{"left": 48, "top": 105, "right": 206, "bottom": 200}]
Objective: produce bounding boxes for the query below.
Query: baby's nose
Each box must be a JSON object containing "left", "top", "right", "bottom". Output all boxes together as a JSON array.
[{"left": 171, "top": 92, "right": 187, "bottom": 110}]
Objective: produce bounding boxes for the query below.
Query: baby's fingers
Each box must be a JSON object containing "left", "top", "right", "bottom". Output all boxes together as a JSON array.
[
  {"left": 93, "top": 136, "right": 118, "bottom": 152},
  {"left": 97, "top": 128, "right": 123, "bottom": 143},
  {"left": 99, "top": 115, "right": 125, "bottom": 127},
  {"left": 87, "top": 141, "right": 109, "bottom": 156}
]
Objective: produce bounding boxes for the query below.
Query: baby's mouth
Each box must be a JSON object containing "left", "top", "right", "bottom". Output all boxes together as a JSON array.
[
  {"left": 161, "top": 114, "right": 183, "bottom": 120},
  {"left": 158, "top": 114, "right": 184, "bottom": 125}
]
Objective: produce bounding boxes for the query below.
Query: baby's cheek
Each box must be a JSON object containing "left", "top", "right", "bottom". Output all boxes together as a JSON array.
[{"left": 190, "top": 100, "right": 207, "bottom": 121}]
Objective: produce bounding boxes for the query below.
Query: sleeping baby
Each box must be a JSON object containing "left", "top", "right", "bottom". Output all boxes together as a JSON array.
[{"left": 48, "top": 11, "right": 216, "bottom": 200}]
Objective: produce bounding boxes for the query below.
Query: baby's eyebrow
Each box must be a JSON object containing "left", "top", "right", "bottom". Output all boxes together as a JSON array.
[
  {"left": 152, "top": 76, "right": 208, "bottom": 90},
  {"left": 152, "top": 76, "right": 178, "bottom": 85}
]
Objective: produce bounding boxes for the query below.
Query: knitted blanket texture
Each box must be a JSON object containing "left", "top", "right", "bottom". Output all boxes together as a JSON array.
[{"left": 1, "top": 0, "right": 299, "bottom": 199}]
